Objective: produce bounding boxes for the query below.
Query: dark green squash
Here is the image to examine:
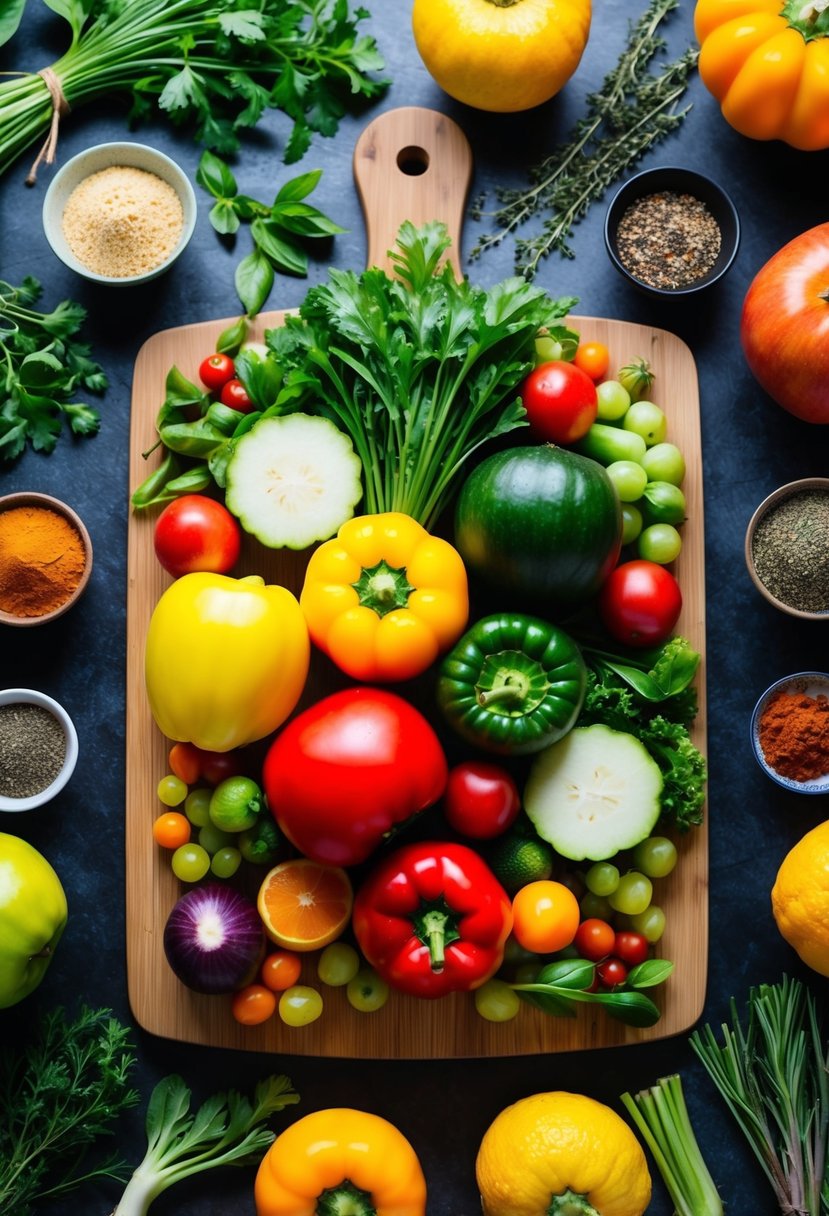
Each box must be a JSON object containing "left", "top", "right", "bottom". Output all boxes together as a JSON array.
[{"left": 454, "top": 444, "right": 622, "bottom": 610}]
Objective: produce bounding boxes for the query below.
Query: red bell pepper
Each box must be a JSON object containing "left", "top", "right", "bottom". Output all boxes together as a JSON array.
[{"left": 352, "top": 841, "right": 513, "bottom": 999}]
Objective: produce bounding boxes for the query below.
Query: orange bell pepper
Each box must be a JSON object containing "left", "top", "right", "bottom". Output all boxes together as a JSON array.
[
  {"left": 254, "top": 1107, "right": 427, "bottom": 1216},
  {"left": 694, "top": 0, "right": 829, "bottom": 150},
  {"left": 299, "top": 512, "right": 469, "bottom": 682}
]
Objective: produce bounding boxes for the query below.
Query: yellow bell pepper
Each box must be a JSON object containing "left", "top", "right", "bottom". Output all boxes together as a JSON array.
[
  {"left": 299, "top": 512, "right": 469, "bottom": 682},
  {"left": 254, "top": 1108, "right": 427, "bottom": 1216},
  {"left": 144, "top": 572, "right": 309, "bottom": 752},
  {"left": 695, "top": 0, "right": 829, "bottom": 150}
]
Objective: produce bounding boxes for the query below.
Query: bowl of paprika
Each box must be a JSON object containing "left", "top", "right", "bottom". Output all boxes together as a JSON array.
[
  {"left": 750, "top": 672, "right": 829, "bottom": 793},
  {"left": 0, "top": 492, "right": 92, "bottom": 626}
]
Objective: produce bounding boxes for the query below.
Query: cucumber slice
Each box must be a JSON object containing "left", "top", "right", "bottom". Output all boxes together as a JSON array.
[
  {"left": 225, "top": 413, "right": 363, "bottom": 550},
  {"left": 524, "top": 724, "right": 662, "bottom": 861}
]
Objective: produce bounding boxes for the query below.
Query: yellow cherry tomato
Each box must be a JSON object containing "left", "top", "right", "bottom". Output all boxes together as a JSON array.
[{"left": 511, "top": 880, "right": 580, "bottom": 953}]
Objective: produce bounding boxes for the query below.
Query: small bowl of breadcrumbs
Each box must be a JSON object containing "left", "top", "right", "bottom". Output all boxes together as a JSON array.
[{"left": 42, "top": 141, "right": 197, "bottom": 285}]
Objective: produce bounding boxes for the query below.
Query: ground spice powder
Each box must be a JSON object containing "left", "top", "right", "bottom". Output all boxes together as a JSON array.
[
  {"left": 0, "top": 505, "right": 85, "bottom": 617},
  {"left": 62, "top": 164, "right": 184, "bottom": 278},
  {"left": 0, "top": 703, "right": 66, "bottom": 798},
  {"left": 616, "top": 191, "right": 722, "bottom": 289},
  {"left": 751, "top": 489, "right": 829, "bottom": 614},
  {"left": 758, "top": 688, "right": 829, "bottom": 782}
]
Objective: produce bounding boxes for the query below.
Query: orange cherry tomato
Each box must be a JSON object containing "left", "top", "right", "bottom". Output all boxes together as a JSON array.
[
  {"left": 511, "top": 880, "right": 580, "bottom": 954},
  {"left": 573, "top": 340, "right": 610, "bottom": 382},
  {"left": 231, "top": 984, "right": 277, "bottom": 1026},
  {"left": 260, "top": 950, "right": 303, "bottom": 992},
  {"left": 168, "top": 741, "right": 202, "bottom": 785},
  {"left": 152, "top": 811, "right": 191, "bottom": 850}
]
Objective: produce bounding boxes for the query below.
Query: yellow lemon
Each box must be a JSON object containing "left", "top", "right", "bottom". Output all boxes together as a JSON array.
[
  {"left": 476, "top": 1090, "right": 651, "bottom": 1216},
  {"left": 771, "top": 819, "right": 829, "bottom": 976}
]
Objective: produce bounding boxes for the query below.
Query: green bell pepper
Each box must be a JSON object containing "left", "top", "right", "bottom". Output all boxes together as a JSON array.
[{"left": 437, "top": 613, "right": 586, "bottom": 755}]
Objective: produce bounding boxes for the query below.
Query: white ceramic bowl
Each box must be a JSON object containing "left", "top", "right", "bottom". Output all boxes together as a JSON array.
[
  {"left": 42, "top": 141, "right": 197, "bottom": 285},
  {"left": 0, "top": 689, "right": 79, "bottom": 812},
  {"left": 750, "top": 672, "right": 829, "bottom": 793}
]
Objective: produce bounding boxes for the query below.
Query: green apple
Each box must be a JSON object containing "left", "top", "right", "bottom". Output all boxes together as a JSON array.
[{"left": 0, "top": 832, "right": 67, "bottom": 1008}]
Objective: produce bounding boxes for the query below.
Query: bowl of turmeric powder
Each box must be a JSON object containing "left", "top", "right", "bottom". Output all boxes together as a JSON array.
[
  {"left": 0, "top": 492, "right": 93, "bottom": 626},
  {"left": 751, "top": 672, "right": 829, "bottom": 793}
]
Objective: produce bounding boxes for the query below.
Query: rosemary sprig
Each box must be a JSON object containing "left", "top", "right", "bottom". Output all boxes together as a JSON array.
[
  {"left": 470, "top": 0, "right": 699, "bottom": 276},
  {"left": 689, "top": 976, "right": 829, "bottom": 1216}
]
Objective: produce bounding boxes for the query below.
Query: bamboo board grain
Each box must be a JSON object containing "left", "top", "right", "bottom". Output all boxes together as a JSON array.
[{"left": 126, "top": 108, "right": 707, "bottom": 1057}]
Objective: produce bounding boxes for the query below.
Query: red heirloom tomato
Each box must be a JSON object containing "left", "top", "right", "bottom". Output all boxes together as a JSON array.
[
  {"left": 153, "top": 494, "right": 242, "bottom": 578},
  {"left": 220, "top": 378, "right": 255, "bottom": 413},
  {"left": 262, "top": 688, "right": 448, "bottom": 867},
  {"left": 443, "top": 761, "right": 520, "bottom": 840},
  {"left": 741, "top": 222, "right": 829, "bottom": 424},
  {"left": 520, "top": 360, "right": 598, "bottom": 444},
  {"left": 598, "top": 559, "right": 682, "bottom": 648},
  {"left": 198, "top": 352, "right": 235, "bottom": 392}
]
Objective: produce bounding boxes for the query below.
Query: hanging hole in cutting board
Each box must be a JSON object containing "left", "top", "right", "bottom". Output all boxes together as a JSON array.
[{"left": 397, "top": 145, "right": 430, "bottom": 176}]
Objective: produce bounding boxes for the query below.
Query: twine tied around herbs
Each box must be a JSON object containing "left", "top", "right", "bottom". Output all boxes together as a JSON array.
[{"left": 26, "top": 68, "right": 71, "bottom": 186}]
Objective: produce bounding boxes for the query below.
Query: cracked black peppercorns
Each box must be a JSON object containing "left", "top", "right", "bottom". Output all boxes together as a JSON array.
[
  {"left": 0, "top": 703, "right": 66, "bottom": 798},
  {"left": 616, "top": 191, "right": 722, "bottom": 289}
]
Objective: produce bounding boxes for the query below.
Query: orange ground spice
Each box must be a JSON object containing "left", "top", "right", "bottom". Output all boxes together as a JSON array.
[
  {"left": 757, "top": 688, "right": 829, "bottom": 782},
  {"left": 0, "top": 505, "right": 85, "bottom": 617}
]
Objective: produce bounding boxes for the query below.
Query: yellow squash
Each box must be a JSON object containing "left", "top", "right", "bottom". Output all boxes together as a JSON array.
[
  {"left": 694, "top": 0, "right": 829, "bottom": 149},
  {"left": 144, "top": 572, "right": 309, "bottom": 753},
  {"left": 412, "top": 0, "right": 592, "bottom": 113},
  {"left": 476, "top": 1090, "right": 651, "bottom": 1216},
  {"left": 254, "top": 1107, "right": 427, "bottom": 1216}
]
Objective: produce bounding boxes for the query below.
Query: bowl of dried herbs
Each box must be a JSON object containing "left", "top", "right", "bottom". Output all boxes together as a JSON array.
[{"left": 745, "top": 477, "right": 829, "bottom": 620}]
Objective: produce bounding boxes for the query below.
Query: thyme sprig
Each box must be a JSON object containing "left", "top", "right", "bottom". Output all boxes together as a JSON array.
[{"left": 470, "top": 0, "right": 699, "bottom": 277}]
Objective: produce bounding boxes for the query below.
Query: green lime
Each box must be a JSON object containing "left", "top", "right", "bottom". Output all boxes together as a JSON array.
[
  {"left": 487, "top": 833, "right": 554, "bottom": 895},
  {"left": 208, "top": 775, "right": 263, "bottom": 833}
]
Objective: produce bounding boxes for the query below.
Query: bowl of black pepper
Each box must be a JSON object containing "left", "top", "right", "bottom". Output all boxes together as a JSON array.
[
  {"left": 745, "top": 478, "right": 829, "bottom": 619},
  {"left": 0, "top": 689, "right": 78, "bottom": 812},
  {"left": 604, "top": 166, "right": 740, "bottom": 297}
]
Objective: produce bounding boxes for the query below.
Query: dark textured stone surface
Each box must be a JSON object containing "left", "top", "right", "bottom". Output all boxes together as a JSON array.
[{"left": 1, "top": 2, "right": 828, "bottom": 1213}]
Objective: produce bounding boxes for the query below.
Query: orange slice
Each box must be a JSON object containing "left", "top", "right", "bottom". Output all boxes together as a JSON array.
[{"left": 257, "top": 859, "right": 353, "bottom": 952}]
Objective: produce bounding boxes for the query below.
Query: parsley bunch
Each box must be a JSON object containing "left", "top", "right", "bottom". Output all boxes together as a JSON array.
[
  {"left": 0, "top": 0, "right": 387, "bottom": 182},
  {"left": 0, "top": 276, "right": 107, "bottom": 461}
]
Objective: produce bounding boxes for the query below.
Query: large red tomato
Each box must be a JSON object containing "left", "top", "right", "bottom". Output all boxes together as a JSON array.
[
  {"left": 153, "top": 495, "right": 241, "bottom": 577},
  {"left": 598, "top": 559, "right": 682, "bottom": 648},
  {"left": 262, "top": 688, "right": 448, "bottom": 867},
  {"left": 741, "top": 223, "right": 829, "bottom": 424},
  {"left": 520, "top": 360, "right": 598, "bottom": 444}
]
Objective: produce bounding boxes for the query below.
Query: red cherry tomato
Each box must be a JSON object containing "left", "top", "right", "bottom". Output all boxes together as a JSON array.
[
  {"left": 443, "top": 761, "right": 521, "bottom": 839},
  {"left": 597, "top": 957, "right": 629, "bottom": 988},
  {"left": 598, "top": 559, "right": 682, "bottom": 648},
  {"left": 198, "top": 748, "right": 243, "bottom": 786},
  {"left": 520, "top": 360, "right": 598, "bottom": 444},
  {"left": 153, "top": 494, "right": 242, "bottom": 578},
  {"left": 573, "top": 917, "right": 616, "bottom": 962},
  {"left": 198, "top": 352, "right": 235, "bottom": 392},
  {"left": 613, "top": 930, "right": 649, "bottom": 966},
  {"left": 220, "top": 378, "right": 255, "bottom": 413}
]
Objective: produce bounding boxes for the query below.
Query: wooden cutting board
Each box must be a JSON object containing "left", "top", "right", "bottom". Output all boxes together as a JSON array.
[{"left": 126, "top": 108, "right": 707, "bottom": 1057}]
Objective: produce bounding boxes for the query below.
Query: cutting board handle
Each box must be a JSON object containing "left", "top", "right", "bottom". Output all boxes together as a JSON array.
[{"left": 353, "top": 106, "right": 473, "bottom": 276}]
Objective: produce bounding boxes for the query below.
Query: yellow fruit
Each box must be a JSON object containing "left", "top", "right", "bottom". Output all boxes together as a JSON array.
[
  {"left": 412, "top": 0, "right": 592, "bottom": 114},
  {"left": 257, "top": 859, "right": 353, "bottom": 952},
  {"left": 476, "top": 1090, "right": 651, "bottom": 1216},
  {"left": 771, "top": 819, "right": 829, "bottom": 976}
]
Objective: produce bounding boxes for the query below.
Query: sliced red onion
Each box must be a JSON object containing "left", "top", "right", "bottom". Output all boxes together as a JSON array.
[{"left": 163, "top": 882, "right": 264, "bottom": 995}]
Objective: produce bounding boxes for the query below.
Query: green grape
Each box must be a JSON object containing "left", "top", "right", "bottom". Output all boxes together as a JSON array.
[
  {"left": 535, "top": 335, "right": 563, "bottom": 364},
  {"left": 198, "top": 823, "right": 234, "bottom": 855},
  {"left": 346, "top": 968, "right": 390, "bottom": 1013},
  {"left": 171, "top": 842, "right": 210, "bottom": 883},
  {"left": 580, "top": 892, "right": 614, "bottom": 922},
  {"left": 584, "top": 862, "right": 620, "bottom": 897},
  {"left": 606, "top": 460, "right": 648, "bottom": 503},
  {"left": 608, "top": 871, "right": 653, "bottom": 916},
  {"left": 632, "top": 836, "right": 678, "bottom": 879},
  {"left": 157, "top": 774, "right": 188, "bottom": 807},
  {"left": 638, "top": 523, "right": 682, "bottom": 564},
  {"left": 184, "top": 787, "right": 212, "bottom": 827},
  {"left": 278, "top": 985, "right": 323, "bottom": 1027},
  {"left": 640, "top": 442, "right": 685, "bottom": 486},
  {"left": 596, "top": 379, "right": 631, "bottom": 421},
  {"left": 210, "top": 846, "right": 242, "bottom": 879},
  {"left": 630, "top": 905, "right": 666, "bottom": 943},
  {"left": 317, "top": 942, "right": 361, "bottom": 987},
  {"left": 512, "top": 962, "right": 542, "bottom": 985},
  {"left": 622, "top": 400, "right": 667, "bottom": 446},
  {"left": 621, "top": 503, "right": 643, "bottom": 546},
  {"left": 474, "top": 979, "right": 521, "bottom": 1023}
]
